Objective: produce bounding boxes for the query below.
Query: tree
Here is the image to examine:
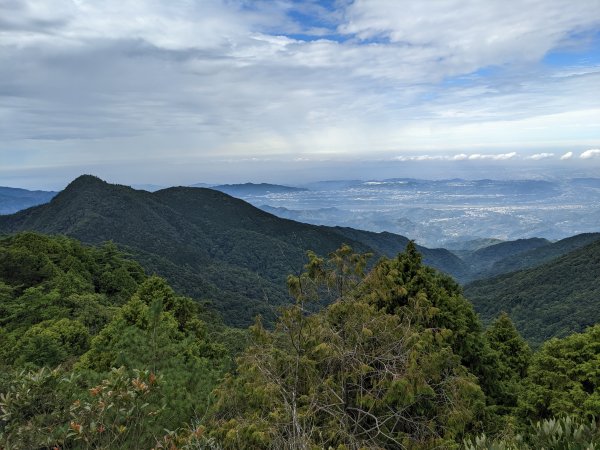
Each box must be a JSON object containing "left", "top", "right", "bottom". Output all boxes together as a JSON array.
[
  {"left": 485, "top": 313, "right": 531, "bottom": 415},
  {"left": 208, "top": 245, "right": 485, "bottom": 449},
  {"left": 520, "top": 324, "right": 600, "bottom": 421}
]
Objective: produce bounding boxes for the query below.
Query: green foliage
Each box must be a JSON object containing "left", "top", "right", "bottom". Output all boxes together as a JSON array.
[
  {"left": 67, "top": 367, "right": 165, "bottom": 450},
  {"left": 0, "top": 233, "right": 239, "bottom": 449},
  {"left": 465, "top": 239, "right": 600, "bottom": 347},
  {"left": 208, "top": 245, "right": 485, "bottom": 449},
  {"left": 0, "top": 232, "right": 145, "bottom": 368},
  {"left": 1, "top": 229, "right": 599, "bottom": 449},
  {"left": 485, "top": 313, "right": 531, "bottom": 416},
  {"left": 356, "top": 242, "right": 504, "bottom": 414},
  {"left": 0, "top": 366, "right": 76, "bottom": 449},
  {"left": 15, "top": 318, "right": 90, "bottom": 368},
  {"left": 520, "top": 324, "right": 600, "bottom": 420}
]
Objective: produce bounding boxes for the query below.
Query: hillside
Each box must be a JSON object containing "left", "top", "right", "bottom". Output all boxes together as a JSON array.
[
  {"left": 486, "top": 232, "right": 600, "bottom": 276},
  {"left": 461, "top": 237, "right": 550, "bottom": 280},
  {"left": 0, "top": 186, "right": 57, "bottom": 214},
  {"left": 0, "top": 175, "right": 466, "bottom": 326},
  {"left": 464, "top": 239, "right": 600, "bottom": 346}
]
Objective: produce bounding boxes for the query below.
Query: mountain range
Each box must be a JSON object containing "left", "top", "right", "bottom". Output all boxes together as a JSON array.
[
  {"left": 0, "top": 175, "right": 466, "bottom": 326},
  {"left": 1, "top": 175, "right": 599, "bottom": 341}
]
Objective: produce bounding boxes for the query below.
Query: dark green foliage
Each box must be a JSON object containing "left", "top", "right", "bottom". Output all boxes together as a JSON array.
[
  {"left": 520, "top": 324, "right": 600, "bottom": 420},
  {"left": 356, "top": 242, "right": 504, "bottom": 411},
  {"left": 481, "top": 232, "right": 600, "bottom": 279},
  {"left": 465, "top": 239, "right": 600, "bottom": 346},
  {"left": 0, "top": 175, "right": 469, "bottom": 326},
  {"left": 485, "top": 314, "right": 531, "bottom": 418},
  {"left": 461, "top": 238, "right": 550, "bottom": 280}
]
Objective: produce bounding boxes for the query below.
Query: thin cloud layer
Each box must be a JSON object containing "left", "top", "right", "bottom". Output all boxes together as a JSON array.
[{"left": 1, "top": 0, "right": 600, "bottom": 185}]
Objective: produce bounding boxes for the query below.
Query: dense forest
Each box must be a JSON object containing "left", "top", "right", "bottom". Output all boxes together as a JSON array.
[
  {"left": 465, "top": 238, "right": 600, "bottom": 346},
  {"left": 1, "top": 232, "right": 599, "bottom": 449}
]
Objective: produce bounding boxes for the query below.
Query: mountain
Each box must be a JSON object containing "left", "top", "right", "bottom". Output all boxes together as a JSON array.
[
  {"left": 0, "top": 186, "right": 57, "bottom": 214},
  {"left": 444, "top": 237, "right": 504, "bottom": 253},
  {"left": 0, "top": 175, "right": 466, "bottom": 326},
  {"left": 486, "top": 232, "right": 600, "bottom": 276},
  {"left": 461, "top": 237, "right": 550, "bottom": 280},
  {"left": 211, "top": 182, "right": 307, "bottom": 196},
  {"left": 464, "top": 239, "right": 600, "bottom": 346}
]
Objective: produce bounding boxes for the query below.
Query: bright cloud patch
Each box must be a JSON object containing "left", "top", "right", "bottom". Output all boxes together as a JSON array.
[
  {"left": 580, "top": 149, "right": 600, "bottom": 159},
  {"left": 394, "top": 152, "right": 518, "bottom": 162},
  {"left": 468, "top": 152, "right": 517, "bottom": 161},
  {"left": 526, "top": 153, "right": 555, "bottom": 160},
  {"left": 560, "top": 152, "right": 574, "bottom": 160}
]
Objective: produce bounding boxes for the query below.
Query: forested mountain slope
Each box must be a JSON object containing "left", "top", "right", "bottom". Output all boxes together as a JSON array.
[
  {"left": 464, "top": 239, "right": 600, "bottom": 346},
  {"left": 0, "top": 175, "right": 466, "bottom": 326},
  {"left": 460, "top": 238, "right": 550, "bottom": 280},
  {"left": 485, "top": 232, "right": 600, "bottom": 276}
]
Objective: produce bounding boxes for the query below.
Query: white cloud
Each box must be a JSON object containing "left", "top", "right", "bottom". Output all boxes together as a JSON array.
[
  {"left": 580, "top": 149, "right": 600, "bottom": 159},
  {"left": 560, "top": 151, "right": 574, "bottom": 160},
  {"left": 394, "top": 152, "right": 518, "bottom": 162},
  {"left": 341, "top": 0, "right": 600, "bottom": 70},
  {"left": 452, "top": 154, "right": 469, "bottom": 161},
  {"left": 1, "top": 0, "right": 600, "bottom": 180},
  {"left": 526, "top": 153, "right": 554, "bottom": 160},
  {"left": 468, "top": 152, "right": 517, "bottom": 161}
]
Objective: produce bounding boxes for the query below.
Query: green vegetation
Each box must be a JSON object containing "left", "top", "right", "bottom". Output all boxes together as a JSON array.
[
  {"left": 1, "top": 231, "right": 599, "bottom": 449},
  {"left": 0, "top": 175, "right": 468, "bottom": 326},
  {"left": 465, "top": 233, "right": 600, "bottom": 280},
  {"left": 0, "top": 232, "right": 238, "bottom": 449},
  {"left": 465, "top": 239, "right": 600, "bottom": 346},
  {"left": 461, "top": 238, "right": 550, "bottom": 280}
]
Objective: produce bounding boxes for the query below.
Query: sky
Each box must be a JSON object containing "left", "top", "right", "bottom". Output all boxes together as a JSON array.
[{"left": 1, "top": 0, "right": 600, "bottom": 189}]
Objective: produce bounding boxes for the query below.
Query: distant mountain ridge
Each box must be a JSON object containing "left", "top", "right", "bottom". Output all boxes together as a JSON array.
[
  {"left": 0, "top": 186, "right": 57, "bottom": 215},
  {"left": 0, "top": 175, "right": 466, "bottom": 326}
]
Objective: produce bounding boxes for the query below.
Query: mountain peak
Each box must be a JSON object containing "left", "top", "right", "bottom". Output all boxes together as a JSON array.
[{"left": 65, "top": 174, "right": 109, "bottom": 190}]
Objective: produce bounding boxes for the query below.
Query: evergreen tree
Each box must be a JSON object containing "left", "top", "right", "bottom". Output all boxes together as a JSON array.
[
  {"left": 520, "top": 324, "right": 600, "bottom": 420},
  {"left": 485, "top": 313, "right": 531, "bottom": 414},
  {"left": 208, "top": 245, "right": 485, "bottom": 449}
]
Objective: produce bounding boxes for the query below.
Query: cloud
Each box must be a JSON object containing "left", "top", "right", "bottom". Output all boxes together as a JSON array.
[
  {"left": 341, "top": 0, "right": 600, "bottom": 70},
  {"left": 580, "top": 149, "right": 600, "bottom": 159},
  {"left": 560, "top": 151, "right": 574, "bottom": 160},
  {"left": 468, "top": 152, "right": 517, "bottom": 161},
  {"left": 1, "top": 0, "right": 600, "bottom": 183},
  {"left": 526, "top": 153, "right": 554, "bottom": 160},
  {"left": 393, "top": 152, "right": 518, "bottom": 162}
]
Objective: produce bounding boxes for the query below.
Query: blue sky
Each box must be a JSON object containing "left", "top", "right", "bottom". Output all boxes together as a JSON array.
[{"left": 1, "top": 0, "right": 600, "bottom": 189}]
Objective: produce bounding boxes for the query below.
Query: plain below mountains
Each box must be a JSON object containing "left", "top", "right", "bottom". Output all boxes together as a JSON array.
[{"left": 0, "top": 175, "right": 468, "bottom": 326}]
